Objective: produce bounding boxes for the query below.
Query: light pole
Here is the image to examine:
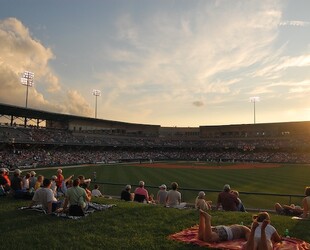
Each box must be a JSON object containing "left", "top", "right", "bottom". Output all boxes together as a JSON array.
[
  {"left": 21, "top": 71, "right": 34, "bottom": 108},
  {"left": 92, "top": 89, "right": 101, "bottom": 118},
  {"left": 249, "top": 96, "right": 260, "bottom": 124}
]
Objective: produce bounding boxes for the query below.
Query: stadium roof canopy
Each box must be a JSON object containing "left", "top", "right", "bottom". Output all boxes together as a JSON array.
[{"left": 0, "top": 103, "right": 159, "bottom": 129}]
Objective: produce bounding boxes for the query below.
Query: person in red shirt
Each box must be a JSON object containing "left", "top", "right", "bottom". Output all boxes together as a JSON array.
[
  {"left": 56, "top": 169, "right": 64, "bottom": 190},
  {"left": 216, "top": 184, "right": 239, "bottom": 211}
]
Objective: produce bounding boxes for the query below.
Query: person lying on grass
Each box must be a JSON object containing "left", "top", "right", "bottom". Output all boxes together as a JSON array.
[
  {"left": 246, "top": 212, "right": 281, "bottom": 250},
  {"left": 198, "top": 209, "right": 251, "bottom": 243},
  {"left": 275, "top": 186, "right": 310, "bottom": 219}
]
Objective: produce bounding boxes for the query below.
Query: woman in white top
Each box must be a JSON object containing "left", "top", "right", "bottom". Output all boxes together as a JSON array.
[{"left": 245, "top": 212, "right": 281, "bottom": 250}]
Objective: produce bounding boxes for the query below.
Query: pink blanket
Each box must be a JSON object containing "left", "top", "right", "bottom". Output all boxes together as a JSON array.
[{"left": 169, "top": 225, "right": 310, "bottom": 250}]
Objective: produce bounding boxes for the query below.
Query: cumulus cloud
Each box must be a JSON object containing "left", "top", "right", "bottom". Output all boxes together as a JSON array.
[{"left": 0, "top": 18, "right": 92, "bottom": 117}]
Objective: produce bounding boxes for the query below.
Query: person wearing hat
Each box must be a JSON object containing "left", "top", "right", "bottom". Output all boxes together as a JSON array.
[
  {"left": 134, "top": 181, "right": 149, "bottom": 203},
  {"left": 121, "top": 184, "right": 132, "bottom": 201},
  {"left": 157, "top": 184, "right": 168, "bottom": 205},
  {"left": 10, "top": 169, "right": 28, "bottom": 198},
  {"left": 216, "top": 184, "right": 240, "bottom": 211},
  {"left": 29, "top": 171, "right": 37, "bottom": 190},
  {"left": 195, "top": 191, "right": 212, "bottom": 211}
]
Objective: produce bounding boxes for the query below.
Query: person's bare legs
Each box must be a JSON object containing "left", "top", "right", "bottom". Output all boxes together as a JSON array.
[
  {"left": 245, "top": 220, "right": 259, "bottom": 250},
  {"left": 198, "top": 209, "right": 219, "bottom": 242}
]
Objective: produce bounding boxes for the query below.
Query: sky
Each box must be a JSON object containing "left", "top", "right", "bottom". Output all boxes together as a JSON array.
[{"left": 0, "top": 0, "right": 309, "bottom": 127}]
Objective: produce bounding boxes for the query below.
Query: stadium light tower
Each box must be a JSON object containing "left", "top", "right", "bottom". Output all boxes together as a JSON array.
[
  {"left": 249, "top": 96, "right": 260, "bottom": 124},
  {"left": 21, "top": 71, "right": 35, "bottom": 108},
  {"left": 92, "top": 89, "right": 101, "bottom": 118}
]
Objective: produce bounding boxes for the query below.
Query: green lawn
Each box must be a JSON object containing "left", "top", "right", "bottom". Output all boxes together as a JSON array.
[
  {"left": 1, "top": 196, "right": 309, "bottom": 250},
  {"left": 33, "top": 162, "right": 310, "bottom": 210}
]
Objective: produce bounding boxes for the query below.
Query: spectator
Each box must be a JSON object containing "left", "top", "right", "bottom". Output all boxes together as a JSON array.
[
  {"left": 198, "top": 209, "right": 250, "bottom": 243},
  {"left": 166, "top": 182, "right": 186, "bottom": 208},
  {"left": 62, "top": 178, "right": 91, "bottom": 216},
  {"left": 78, "top": 175, "right": 92, "bottom": 199},
  {"left": 275, "top": 203, "right": 303, "bottom": 217},
  {"left": 59, "top": 175, "right": 74, "bottom": 195},
  {"left": 301, "top": 186, "right": 310, "bottom": 218},
  {"left": 10, "top": 169, "right": 23, "bottom": 197},
  {"left": 195, "top": 191, "right": 212, "bottom": 211},
  {"left": 34, "top": 175, "right": 44, "bottom": 190},
  {"left": 50, "top": 175, "right": 58, "bottom": 197},
  {"left": 29, "top": 178, "right": 61, "bottom": 214},
  {"left": 245, "top": 212, "right": 281, "bottom": 250},
  {"left": 157, "top": 184, "right": 168, "bottom": 205},
  {"left": 121, "top": 184, "right": 132, "bottom": 201},
  {"left": 216, "top": 184, "right": 239, "bottom": 211},
  {"left": 0, "top": 168, "right": 10, "bottom": 192},
  {"left": 91, "top": 184, "right": 103, "bottom": 197},
  {"left": 29, "top": 170, "right": 37, "bottom": 189},
  {"left": 231, "top": 190, "right": 246, "bottom": 212},
  {"left": 56, "top": 169, "right": 64, "bottom": 190},
  {"left": 22, "top": 173, "right": 31, "bottom": 190},
  {"left": 134, "top": 181, "right": 149, "bottom": 203}
]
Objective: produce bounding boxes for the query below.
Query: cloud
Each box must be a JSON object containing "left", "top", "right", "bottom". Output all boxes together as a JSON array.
[
  {"left": 192, "top": 101, "right": 204, "bottom": 107},
  {"left": 279, "top": 20, "right": 310, "bottom": 27},
  {"left": 0, "top": 18, "right": 92, "bottom": 117}
]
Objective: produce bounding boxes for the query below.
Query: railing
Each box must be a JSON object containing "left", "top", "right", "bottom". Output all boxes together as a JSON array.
[{"left": 92, "top": 181, "right": 305, "bottom": 211}]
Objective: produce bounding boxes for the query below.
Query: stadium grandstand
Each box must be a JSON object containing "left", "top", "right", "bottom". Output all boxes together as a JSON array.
[{"left": 1, "top": 102, "right": 310, "bottom": 169}]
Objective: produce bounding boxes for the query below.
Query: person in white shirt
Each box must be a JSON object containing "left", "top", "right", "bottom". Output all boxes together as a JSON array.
[
  {"left": 91, "top": 184, "right": 103, "bottom": 197},
  {"left": 245, "top": 212, "right": 281, "bottom": 250},
  {"left": 29, "top": 178, "right": 61, "bottom": 214}
]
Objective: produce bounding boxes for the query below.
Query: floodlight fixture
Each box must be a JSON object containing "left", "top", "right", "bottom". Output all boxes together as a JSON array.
[
  {"left": 92, "top": 89, "right": 101, "bottom": 118},
  {"left": 249, "top": 96, "right": 260, "bottom": 124},
  {"left": 20, "top": 71, "right": 35, "bottom": 108}
]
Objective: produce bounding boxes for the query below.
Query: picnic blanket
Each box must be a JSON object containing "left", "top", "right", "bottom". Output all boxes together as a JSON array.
[
  {"left": 20, "top": 202, "right": 115, "bottom": 219},
  {"left": 169, "top": 225, "right": 310, "bottom": 250}
]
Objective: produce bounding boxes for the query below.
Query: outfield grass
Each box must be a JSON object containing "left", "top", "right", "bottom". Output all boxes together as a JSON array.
[
  {"left": 33, "top": 162, "right": 310, "bottom": 210},
  {"left": 1, "top": 196, "right": 309, "bottom": 250}
]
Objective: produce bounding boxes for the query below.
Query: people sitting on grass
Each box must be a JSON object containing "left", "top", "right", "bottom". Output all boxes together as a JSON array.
[
  {"left": 22, "top": 172, "right": 31, "bottom": 191},
  {"left": 121, "top": 184, "right": 133, "bottom": 201},
  {"left": 78, "top": 175, "right": 92, "bottom": 199},
  {"left": 301, "top": 186, "right": 310, "bottom": 218},
  {"left": 216, "top": 184, "right": 240, "bottom": 211},
  {"left": 62, "top": 178, "right": 91, "bottom": 216},
  {"left": 134, "top": 180, "right": 149, "bottom": 203},
  {"left": 56, "top": 168, "right": 64, "bottom": 191},
  {"left": 198, "top": 209, "right": 251, "bottom": 243},
  {"left": 29, "top": 170, "right": 37, "bottom": 189},
  {"left": 157, "top": 184, "right": 168, "bottom": 205},
  {"left": 91, "top": 184, "right": 103, "bottom": 197},
  {"left": 59, "top": 174, "right": 74, "bottom": 196},
  {"left": 50, "top": 175, "right": 58, "bottom": 197},
  {"left": 246, "top": 212, "right": 281, "bottom": 250},
  {"left": 0, "top": 168, "right": 10, "bottom": 193},
  {"left": 231, "top": 190, "right": 246, "bottom": 212},
  {"left": 34, "top": 175, "right": 44, "bottom": 191},
  {"left": 275, "top": 186, "right": 310, "bottom": 218},
  {"left": 166, "top": 182, "right": 186, "bottom": 208},
  {"left": 28, "top": 178, "right": 61, "bottom": 214},
  {"left": 195, "top": 191, "right": 212, "bottom": 211},
  {"left": 275, "top": 203, "right": 303, "bottom": 217}
]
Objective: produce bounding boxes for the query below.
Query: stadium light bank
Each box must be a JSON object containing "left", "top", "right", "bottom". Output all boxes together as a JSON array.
[
  {"left": 92, "top": 89, "right": 101, "bottom": 119},
  {"left": 20, "top": 71, "right": 34, "bottom": 108},
  {"left": 249, "top": 96, "right": 260, "bottom": 124}
]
